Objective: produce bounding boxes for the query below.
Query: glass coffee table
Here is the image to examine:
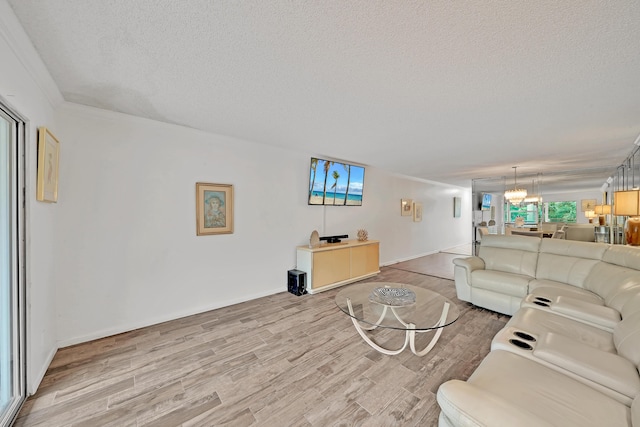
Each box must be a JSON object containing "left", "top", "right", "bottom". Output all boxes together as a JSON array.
[{"left": 335, "top": 282, "right": 459, "bottom": 356}]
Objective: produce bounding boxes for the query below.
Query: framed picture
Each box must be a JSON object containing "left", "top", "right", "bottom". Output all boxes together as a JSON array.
[
  {"left": 413, "top": 202, "right": 423, "bottom": 222},
  {"left": 581, "top": 199, "right": 596, "bottom": 211},
  {"left": 36, "top": 127, "right": 60, "bottom": 202},
  {"left": 453, "top": 197, "right": 461, "bottom": 218},
  {"left": 196, "top": 183, "right": 234, "bottom": 235},
  {"left": 401, "top": 198, "right": 413, "bottom": 216}
]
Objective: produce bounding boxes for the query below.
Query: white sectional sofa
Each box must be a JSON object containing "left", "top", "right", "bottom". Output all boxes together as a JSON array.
[
  {"left": 452, "top": 235, "right": 640, "bottom": 316},
  {"left": 438, "top": 235, "right": 640, "bottom": 426}
]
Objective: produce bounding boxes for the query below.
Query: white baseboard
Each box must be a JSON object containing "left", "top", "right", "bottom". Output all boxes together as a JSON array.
[
  {"left": 56, "top": 286, "right": 283, "bottom": 348},
  {"left": 28, "top": 345, "right": 57, "bottom": 395},
  {"left": 381, "top": 250, "right": 439, "bottom": 267}
]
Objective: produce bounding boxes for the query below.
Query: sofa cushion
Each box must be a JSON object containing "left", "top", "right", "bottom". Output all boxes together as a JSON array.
[
  {"left": 584, "top": 262, "right": 640, "bottom": 309},
  {"left": 535, "top": 239, "right": 606, "bottom": 288},
  {"left": 604, "top": 245, "right": 640, "bottom": 269},
  {"left": 438, "top": 380, "right": 553, "bottom": 427},
  {"left": 471, "top": 270, "right": 532, "bottom": 298},
  {"left": 437, "top": 350, "right": 630, "bottom": 427},
  {"left": 613, "top": 310, "right": 640, "bottom": 368},
  {"left": 621, "top": 289, "right": 640, "bottom": 319},
  {"left": 478, "top": 235, "right": 540, "bottom": 277},
  {"left": 533, "top": 332, "right": 640, "bottom": 402},
  {"left": 564, "top": 224, "right": 597, "bottom": 242},
  {"left": 539, "top": 238, "right": 609, "bottom": 259}
]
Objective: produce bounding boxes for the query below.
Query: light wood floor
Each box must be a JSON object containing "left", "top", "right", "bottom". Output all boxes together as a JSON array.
[{"left": 15, "top": 252, "right": 507, "bottom": 427}]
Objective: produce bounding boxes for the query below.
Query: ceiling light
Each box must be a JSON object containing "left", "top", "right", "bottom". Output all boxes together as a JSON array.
[{"left": 504, "top": 166, "right": 527, "bottom": 204}]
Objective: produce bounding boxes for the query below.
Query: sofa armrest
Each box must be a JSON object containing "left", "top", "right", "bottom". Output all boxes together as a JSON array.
[
  {"left": 437, "top": 380, "right": 552, "bottom": 427},
  {"left": 533, "top": 332, "right": 640, "bottom": 400},
  {"left": 551, "top": 296, "right": 620, "bottom": 330},
  {"left": 453, "top": 256, "right": 485, "bottom": 284}
]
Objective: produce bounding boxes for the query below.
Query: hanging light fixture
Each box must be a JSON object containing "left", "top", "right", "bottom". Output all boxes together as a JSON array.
[
  {"left": 523, "top": 179, "right": 540, "bottom": 203},
  {"left": 504, "top": 166, "right": 527, "bottom": 204}
]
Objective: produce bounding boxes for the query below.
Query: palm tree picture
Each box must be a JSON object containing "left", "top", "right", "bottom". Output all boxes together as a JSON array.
[
  {"left": 331, "top": 170, "right": 340, "bottom": 204},
  {"left": 309, "top": 158, "right": 318, "bottom": 201},
  {"left": 342, "top": 164, "right": 351, "bottom": 205},
  {"left": 321, "top": 160, "right": 333, "bottom": 204},
  {"left": 308, "top": 157, "right": 365, "bottom": 206}
]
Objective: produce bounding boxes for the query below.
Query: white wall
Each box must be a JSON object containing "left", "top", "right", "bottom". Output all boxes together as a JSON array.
[
  {"left": 1, "top": 0, "right": 471, "bottom": 393},
  {"left": 0, "top": 0, "right": 62, "bottom": 394},
  {"left": 53, "top": 103, "right": 471, "bottom": 347}
]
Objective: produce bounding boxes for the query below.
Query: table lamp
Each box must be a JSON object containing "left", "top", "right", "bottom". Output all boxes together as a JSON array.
[
  {"left": 614, "top": 190, "right": 640, "bottom": 246},
  {"left": 594, "top": 204, "right": 611, "bottom": 226},
  {"left": 584, "top": 210, "right": 597, "bottom": 224}
]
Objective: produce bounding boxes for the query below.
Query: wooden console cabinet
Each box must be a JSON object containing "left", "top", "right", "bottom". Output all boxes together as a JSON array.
[{"left": 296, "top": 240, "right": 380, "bottom": 294}]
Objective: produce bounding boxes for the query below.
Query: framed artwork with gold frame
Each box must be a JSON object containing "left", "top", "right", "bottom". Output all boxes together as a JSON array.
[
  {"left": 581, "top": 199, "right": 597, "bottom": 211},
  {"left": 196, "top": 183, "right": 234, "bottom": 235},
  {"left": 401, "top": 198, "right": 413, "bottom": 216},
  {"left": 413, "top": 202, "right": 423, "bottom": 222},
  {"left": 36, "top": 127, "right": 60, "bottom": 202}
]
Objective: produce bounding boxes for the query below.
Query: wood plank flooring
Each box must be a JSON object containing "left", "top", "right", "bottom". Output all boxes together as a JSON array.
[{"left": 15, "top": 252, "right": 507, "bottom": 427}]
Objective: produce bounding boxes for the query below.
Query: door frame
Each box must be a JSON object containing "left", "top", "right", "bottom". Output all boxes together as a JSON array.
[{"left": 0, "top": 96, "right": 27, "bottom": 427}]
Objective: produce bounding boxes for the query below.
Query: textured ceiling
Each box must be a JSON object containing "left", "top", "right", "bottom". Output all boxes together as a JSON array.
[{"left": 7, "top": 0, "right": 640, "bottom": 190}]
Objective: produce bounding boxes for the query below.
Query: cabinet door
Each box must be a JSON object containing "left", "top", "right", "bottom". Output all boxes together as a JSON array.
[
  {"left": 312, "top": 249, "right": 350, "bottom": 288},
  {"left": 350, "top": 243, "right": 379, "bottom": 278}
]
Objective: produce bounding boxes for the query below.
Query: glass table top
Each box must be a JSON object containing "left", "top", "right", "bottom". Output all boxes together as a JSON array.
[{"left": 335, "top": 282, "right": 459, "bottom": 331}]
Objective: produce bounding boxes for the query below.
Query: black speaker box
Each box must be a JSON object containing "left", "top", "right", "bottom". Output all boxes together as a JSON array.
[{"left": 287, "top": 269, "right": 307, "bottom": 296}]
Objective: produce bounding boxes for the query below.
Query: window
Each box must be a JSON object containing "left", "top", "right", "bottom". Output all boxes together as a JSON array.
[
  {"left": 544, "top": 201, "right": 577, "bottom": 223},
  {"left": 507, "top": 203, "right": 540, "bottom": 224}
]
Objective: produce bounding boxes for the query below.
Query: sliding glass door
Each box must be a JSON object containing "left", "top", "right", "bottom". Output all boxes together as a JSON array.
[{"left": 0, "top": 102, "right": 26, "bottom": 427}]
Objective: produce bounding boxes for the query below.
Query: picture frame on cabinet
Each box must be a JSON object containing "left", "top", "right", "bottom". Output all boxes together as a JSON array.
[
  {"left": 401, "top": 198, "right": 413, "bottom": 216},
  {"left": 196, "top": 182, "right": 234, "bottom": 235},
  {"left": 413, "top": 202, "right": 423, "bottom": 222},
  {"left": 36, "top": 127, "right": 60, "bottom": 203}
]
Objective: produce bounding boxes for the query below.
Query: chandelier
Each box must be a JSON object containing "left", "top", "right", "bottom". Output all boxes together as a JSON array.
[{"left": 504, "top": 166, "right": 527, "bottom": 204}]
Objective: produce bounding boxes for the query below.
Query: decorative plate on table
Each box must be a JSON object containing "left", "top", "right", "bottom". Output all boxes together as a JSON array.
[{"left": 369, "top": 287, "right": 416, "bottom": 306}]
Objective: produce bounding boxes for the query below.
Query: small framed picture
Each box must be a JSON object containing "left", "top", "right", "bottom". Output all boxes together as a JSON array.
[
  {"left": 581, "top": 199, "right": 596, "bottom": 211},
  {"left": 413, "top": 202, "right": 423, "bottom": 222},
  {"left": 36, "top": 127, "right": 60, "bottom": 202},
  {"left": 196, "top": 183, "right": 234, "bottom": 235},
  {"left": 453, "top": 197, "right": 462, "bottom": 218},
  {"left": 401, "top": 198, "right": 413, "bottom": 216}
]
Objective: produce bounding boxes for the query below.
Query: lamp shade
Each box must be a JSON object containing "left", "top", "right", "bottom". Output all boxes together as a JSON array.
[
  {"left": 584, "top": 210, "right": 597, "bottom": 223},
  {"left": 614, "top": 190, "right": 640, "bottom": 216},
  {"left": 614, "top": 190, "right": 640, "bottom": 245},
  {"left": 594, "top": 204, "right": 611, "bottom": 226}
]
